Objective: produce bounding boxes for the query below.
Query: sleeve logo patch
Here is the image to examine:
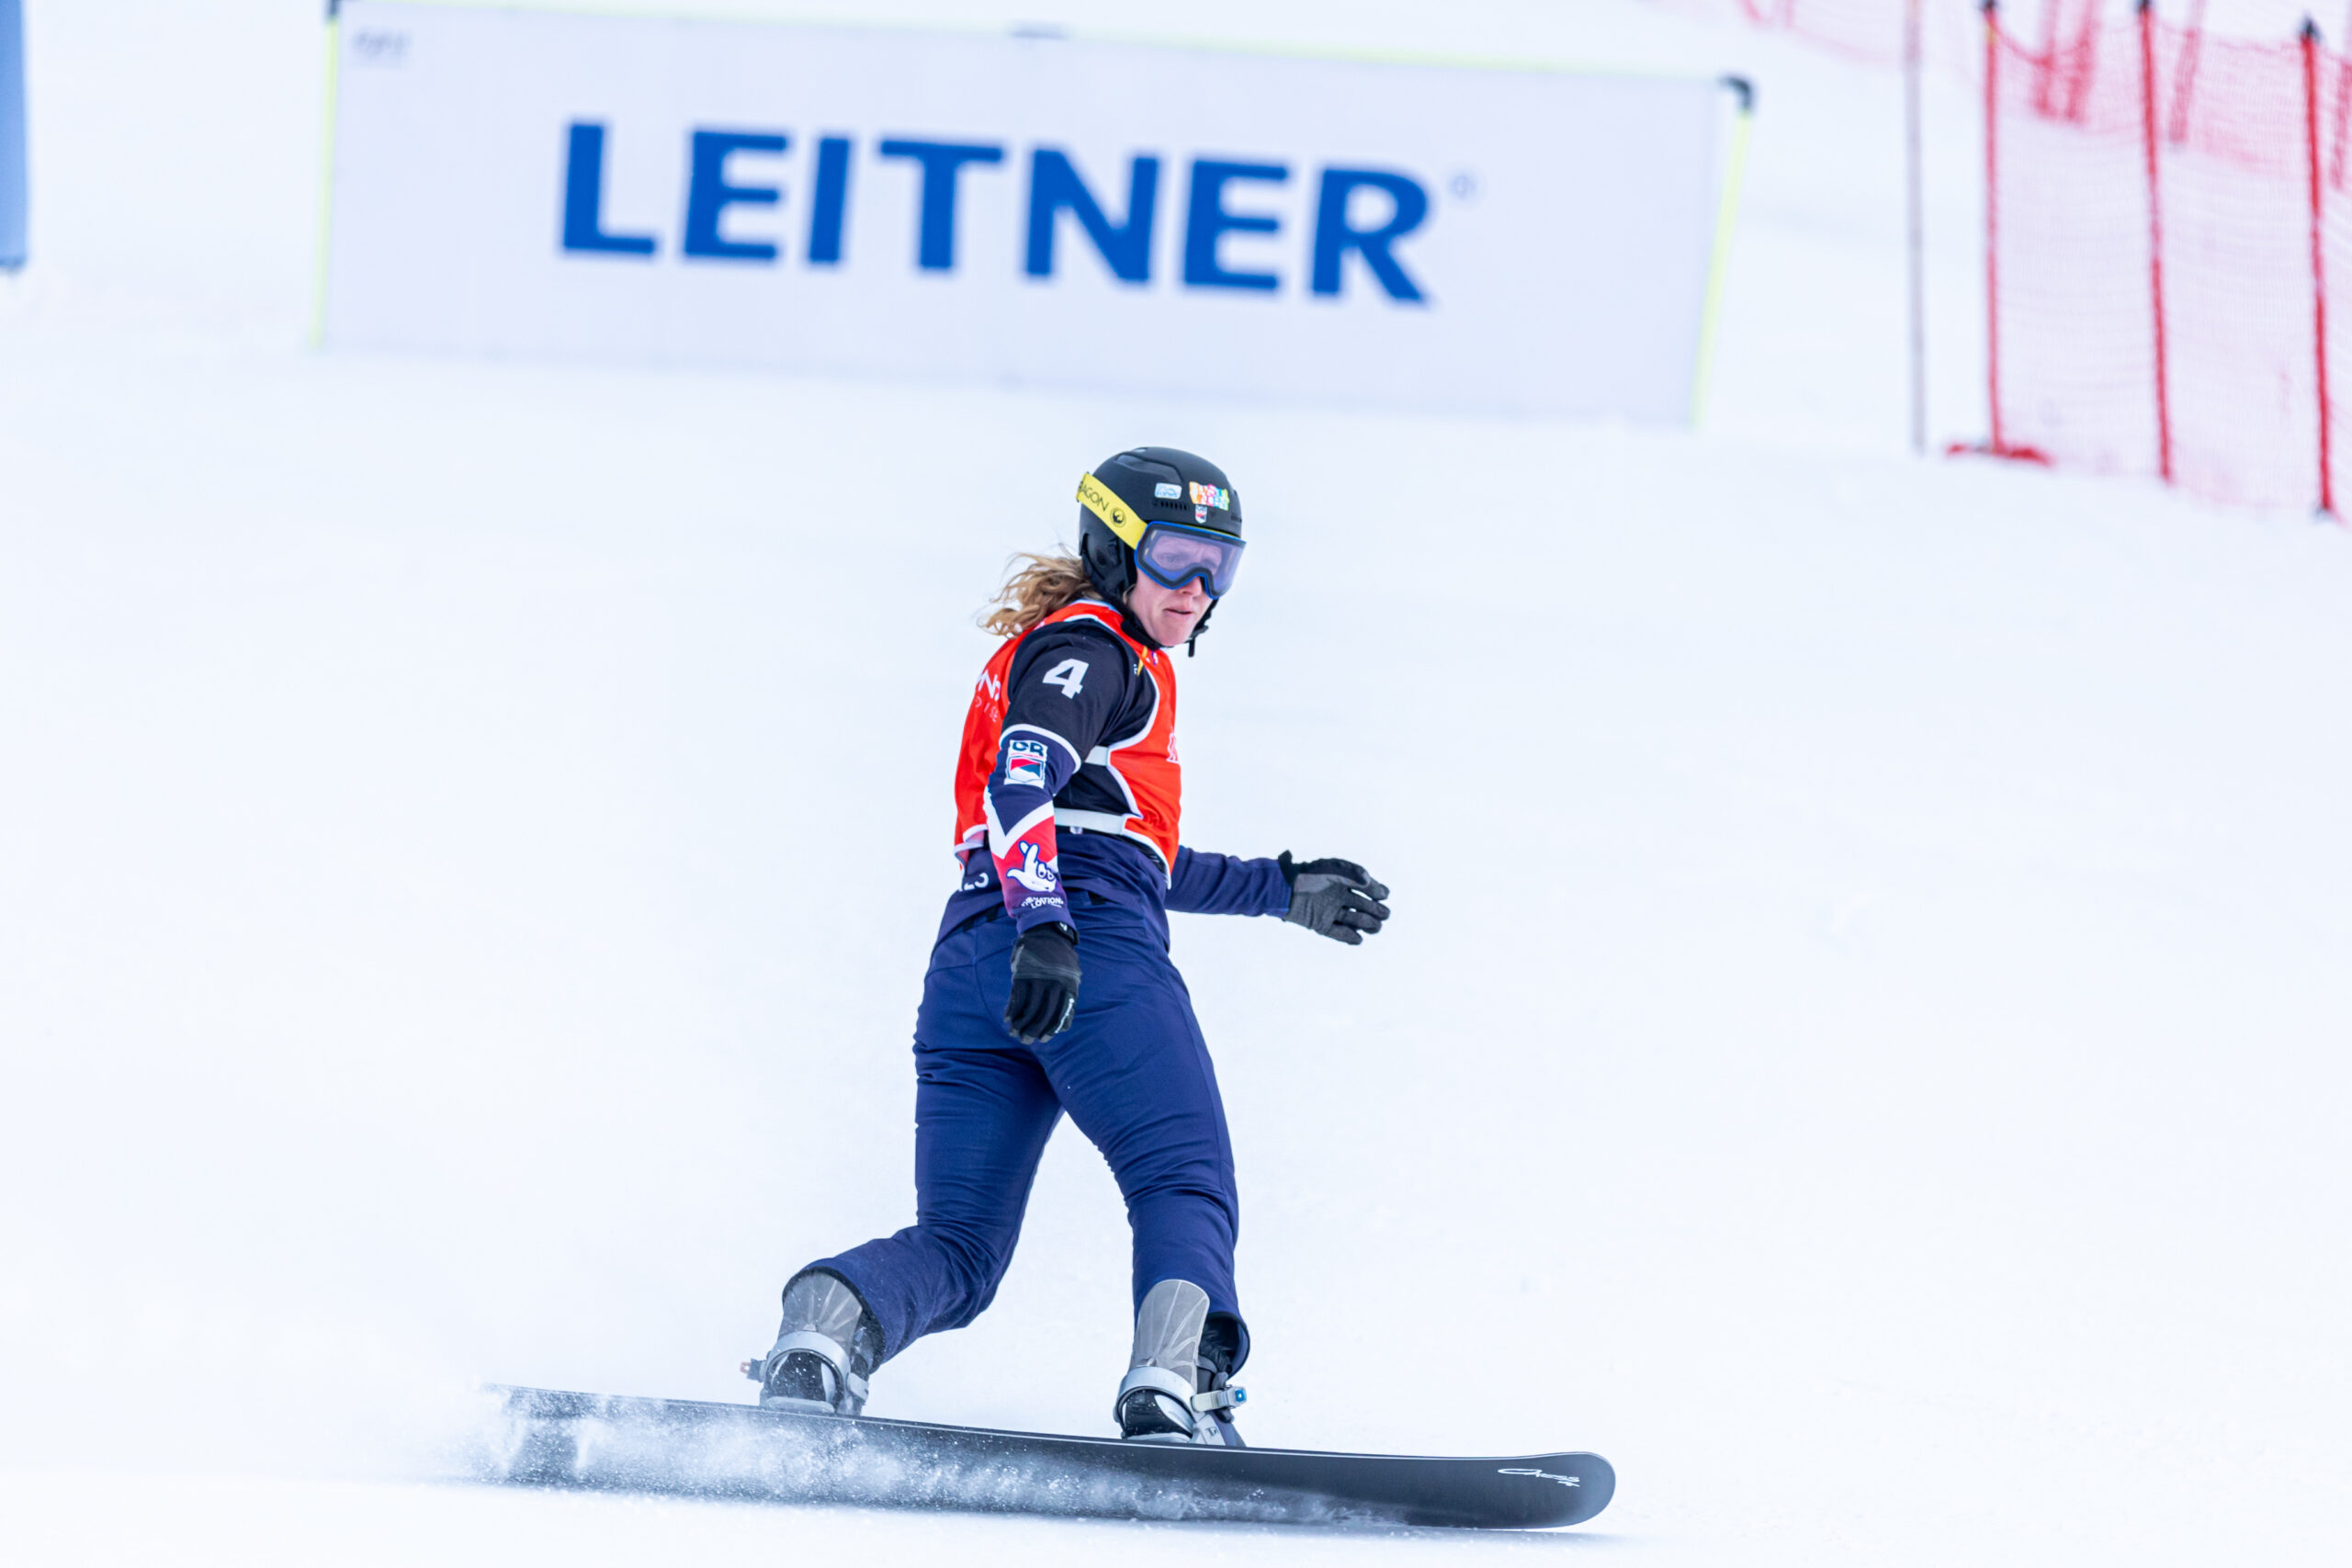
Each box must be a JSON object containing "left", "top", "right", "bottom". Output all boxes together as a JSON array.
[
  {"left": 1005, "top": 736, "right": 1051, "bottom": 789},
  {"left": 1010, "top": 840, "right": 1060, "bottom": 893}
]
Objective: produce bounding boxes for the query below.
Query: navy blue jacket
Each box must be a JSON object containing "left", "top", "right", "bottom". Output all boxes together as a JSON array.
[{"left": 939, "top": 615, "right": 1289, "bottom": 945}]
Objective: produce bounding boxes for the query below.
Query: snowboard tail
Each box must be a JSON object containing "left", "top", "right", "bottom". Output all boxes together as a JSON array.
[{"left": 482, "top": 1384, "right": 1612, "bottom": 1530}]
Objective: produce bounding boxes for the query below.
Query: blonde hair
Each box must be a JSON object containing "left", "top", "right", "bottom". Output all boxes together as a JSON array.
[{"left": 979, "top": 552, "right": 1099, "bottom": 637}]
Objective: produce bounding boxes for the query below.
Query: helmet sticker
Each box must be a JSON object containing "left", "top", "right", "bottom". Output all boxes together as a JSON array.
[
  {"left": 1154, "top": 482, "right": 1182, "bottom": 500},
  {"left": 1187, "top": 481, "right": 1232, "bottom": 510},
  {"left": 1194, "top": 505, "right": 1208, "bottom": 522},
  {"left": 1076, "top": 472, "right": 1148, "bottom": 546}
]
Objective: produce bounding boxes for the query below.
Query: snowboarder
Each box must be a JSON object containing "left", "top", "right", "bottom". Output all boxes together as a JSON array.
[{"left": 750, "top": 447, "right": 1391, "bottom": 1447}]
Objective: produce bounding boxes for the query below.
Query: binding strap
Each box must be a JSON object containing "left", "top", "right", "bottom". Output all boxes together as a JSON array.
[
  {"left": 769, "top": 1330, "right": 869, "bottom": 1405},
  {"left": 1114, "top": 1365, "right": 1246, "bottom": 1438}
]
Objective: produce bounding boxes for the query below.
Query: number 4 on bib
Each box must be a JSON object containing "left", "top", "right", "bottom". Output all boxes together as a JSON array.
[{"left": 1042, "top": 659, "right": 1088, "bottom": 697}]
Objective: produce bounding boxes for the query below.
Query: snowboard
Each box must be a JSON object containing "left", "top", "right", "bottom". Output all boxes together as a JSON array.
[{"left": 482, "top": 1383, "right": 1613, "bottom": 1530}]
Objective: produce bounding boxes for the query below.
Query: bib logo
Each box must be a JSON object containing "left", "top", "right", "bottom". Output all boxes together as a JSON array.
[{"left": 561, "top": 124, "right": 1432, "bottom": 302}]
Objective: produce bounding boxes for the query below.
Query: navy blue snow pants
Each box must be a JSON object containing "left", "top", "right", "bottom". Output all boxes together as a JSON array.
[{"left": 808, "top": 895, "right": 1244, "bottom": 1366}]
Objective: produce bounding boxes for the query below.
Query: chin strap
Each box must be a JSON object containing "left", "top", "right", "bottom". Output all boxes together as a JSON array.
[{"left": 1184, "top": 597, "right": 1218, "bottom": 657}]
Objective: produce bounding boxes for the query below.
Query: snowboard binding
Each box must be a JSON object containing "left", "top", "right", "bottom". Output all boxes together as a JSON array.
[
  {"left": 746, "top": 1268, "right": 883, "bottom": 1416},
  {"left": 1114, "top": 1279, "right": 1248, "bottom": 1447}
]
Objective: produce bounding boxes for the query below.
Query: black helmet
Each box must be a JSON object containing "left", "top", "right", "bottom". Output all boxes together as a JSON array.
[{"left": 1076, "top": 447, "right": 1245, "bottom": 615}]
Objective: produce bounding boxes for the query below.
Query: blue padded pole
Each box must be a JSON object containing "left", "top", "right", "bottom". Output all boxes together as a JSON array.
[{"left": 0, "top": 0, "right": 24, "bottom": 269}]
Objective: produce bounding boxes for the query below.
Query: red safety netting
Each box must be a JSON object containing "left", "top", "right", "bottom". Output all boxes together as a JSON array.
[
  {"left": 1990, "top": 6, "right": 2340, "bottom": 509},
  {"left": 2157, "top": 22, "right": 2324, "bottom": 505},
  {"left": 1984, "top": 8, "right": 2161, "bottom": 474},
  {"left": 1660, "top": 0, "right": 2352, "bottom": 512},
  {"left": 2325, "top": 46, "right": 2352, "bottom": 512},
  {"left": 1644, "top": 2, "right": 2324, "bottom": 79},
  {"left": 1642, "top": 0, "right": 2017, "bottom": 73}
]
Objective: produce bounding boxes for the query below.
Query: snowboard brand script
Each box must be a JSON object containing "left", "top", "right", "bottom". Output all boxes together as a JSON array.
[{"left": 1498, "top": 1467, "right": 1583, "bottom": 1487}]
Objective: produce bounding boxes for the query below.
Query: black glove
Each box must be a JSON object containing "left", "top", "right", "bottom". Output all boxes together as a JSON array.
[
  {"left": 1004, "top": 922, "right": 1081, "bottom": 1043},
  {"left": 1279, "top": 853, "right": 1391, "bottom": 945}
]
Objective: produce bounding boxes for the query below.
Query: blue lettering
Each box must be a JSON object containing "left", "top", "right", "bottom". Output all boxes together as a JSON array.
[
  {"left": 560, "top": 127, "right": 1432, "bottom": 296},
  {"left": 560, "top": 122, "right": 656, "bottom": 257},
  {"left": 1024, "top": 149, "right": 1159, "bottom": 283},
  {"left": 807, "top": 135, "right": 853, "bottom": 266},
  {"left": 1311, "top": 167, "right": 1429, "bottom": 301},
  {"left": 1182, "top": 160, "right": 1287, "bottom": 291},
  {"left": 683, "top": 130, "right": 787, "bottom": 263},
  {"left": 876, "top": 139, "right": 1005, "bottom": 271}
]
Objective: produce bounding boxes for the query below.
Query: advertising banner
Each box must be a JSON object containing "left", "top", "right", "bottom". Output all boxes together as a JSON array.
[{"left": 320, "top": 2, "right": 1741, "bottom": 422}]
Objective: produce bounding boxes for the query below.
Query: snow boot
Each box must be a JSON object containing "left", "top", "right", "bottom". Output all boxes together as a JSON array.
[
  {"left": 1114, "top": 1279, "right": 1247, "bottom": 1447},
  {"left": 746, "top": 1268, "right": 883, "bottom": 1416}
]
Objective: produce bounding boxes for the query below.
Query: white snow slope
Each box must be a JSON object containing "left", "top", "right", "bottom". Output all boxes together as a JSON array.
[{"left": 4, "top": 2, "right": 2348, "bottom": 1564}]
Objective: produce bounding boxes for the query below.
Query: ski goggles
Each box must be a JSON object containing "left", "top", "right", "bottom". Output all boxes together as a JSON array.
[
  {"left": 1135, "top": 521, "right": 1246, "bottom": 597},
  {"left": 1077, "top": 471, "right": 1246, "bottom": 597}
]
